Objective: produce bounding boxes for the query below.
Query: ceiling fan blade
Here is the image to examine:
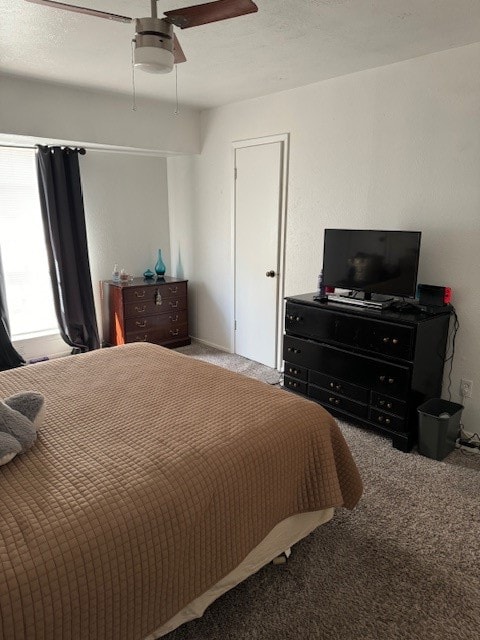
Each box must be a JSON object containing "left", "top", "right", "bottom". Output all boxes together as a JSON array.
[
  {"left": 164, "top": 0, "right": 258, "bottom": 29},
  {"left": 173, "top": 35, "right": 187, "bottom": 64},
  {"left": 24, "top": 0, "right": 132, "bottom": 23}
]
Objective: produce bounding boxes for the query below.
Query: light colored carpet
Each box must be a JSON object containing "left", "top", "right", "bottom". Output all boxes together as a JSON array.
[
  {"left": 176, "top": 342, "right": 281, "bottom": 385},
  {"left": 170, "top": 342, "right": 480, "bottom": 640}
]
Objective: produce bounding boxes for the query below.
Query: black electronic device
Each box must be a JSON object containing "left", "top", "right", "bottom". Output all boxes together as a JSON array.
[
  {"left": 417, "top": 284, "right": 452, "bottom": 306},
  {"left": 322, "top": 229, "right": 421, "bottom": 301}
]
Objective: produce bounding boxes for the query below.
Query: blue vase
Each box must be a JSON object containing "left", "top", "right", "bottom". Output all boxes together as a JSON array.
[{"left": 154, "top": 249, "right": 166, "bottom": 276}]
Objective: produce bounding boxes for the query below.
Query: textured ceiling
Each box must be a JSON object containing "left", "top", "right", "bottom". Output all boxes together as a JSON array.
[{"left": 1, "top": 0, "right": 480, "bottom": 109}]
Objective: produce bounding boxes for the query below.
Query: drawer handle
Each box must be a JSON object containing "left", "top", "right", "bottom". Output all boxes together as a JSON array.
[
  {"left": 288, "top": 367, "right": 299, "bottom": 375},
  {"left": 379, "top": 375, "right": 386, "bottom": 383},
  {"left": 378, "top": 415, "right": 384, "bottom": 423},
  {"left": 383, "top": 337, "right": 390, "bottom": 343},
  {"left": 169, "top": 286, "right": 178, "bottom": 293},
  {"left": 289, "top": 381, "right": 298, "bottom": 388},
  {"left": 385, "top": 418, "right": 391, "bottom": 425},
  {"left": 135, "top": 334, "right": 148, "bottom": 342},
  {"left": 135, "top": 320, "right": 147, "bottom": 328},
  {"left": 388, "top": 378, "right": 395, "bottom": 384},
  {"left": 392, "top": 338, "right": 399, "bottom": 345},
  {"left": 169, "top": 301, "right": 179, "bottom": 308},
  {"left": 170, "top": 329, "right": 179, "bottom": 336},
  {"left": 329, "top": 396, "right": 335, "bottom": 403},
  {"left": 379, "top": 400, "right": 385, "bottom": 406},
  {"left": 134, "top": 290, "right": 146, "bottom": 298},
  {"left": 335, "top": 384, "right": 342, "bottom": 392},
  {"left": 387, "top": 402, "right": 392, "bottom": 409},
  {"left": 135, "top": 305, "right": 147, "bottom": 313},
  {"left": 287, "top": 347, "right": 301, "bottom": 354},
  {"left": 170, "top": 314, "right": 179, "bottom": 322}
]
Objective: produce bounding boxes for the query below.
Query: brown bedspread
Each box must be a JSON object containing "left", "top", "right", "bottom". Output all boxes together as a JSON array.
[{"left": 0, "top": 343, "right": 362, "bottom": 640}]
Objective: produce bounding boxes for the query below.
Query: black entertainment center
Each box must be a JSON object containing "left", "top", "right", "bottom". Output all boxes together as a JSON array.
[{"left": 283, "top": 229, "right": 453, "bottom": 451}]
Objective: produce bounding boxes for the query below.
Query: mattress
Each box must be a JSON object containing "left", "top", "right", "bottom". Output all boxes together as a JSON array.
[{"left": 0, "top": 343, "right": 362, "bottom": 639}]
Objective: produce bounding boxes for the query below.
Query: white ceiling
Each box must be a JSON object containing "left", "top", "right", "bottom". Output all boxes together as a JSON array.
[{"left": 1, "top": 0, "right": 480, "bottom": 110}]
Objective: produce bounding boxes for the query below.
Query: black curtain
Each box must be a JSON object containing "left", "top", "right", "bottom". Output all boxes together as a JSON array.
[
  {"left": 0, "top": 246, "right": 25, "bottom": 371},
  {"left": 36, "top": 146, "right": 100, "bottom": 352}
]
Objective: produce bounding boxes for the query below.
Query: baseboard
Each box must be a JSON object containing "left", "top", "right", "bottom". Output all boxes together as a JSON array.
[{"left": 190, "top": 336, "right": 232, "bottom": 353}]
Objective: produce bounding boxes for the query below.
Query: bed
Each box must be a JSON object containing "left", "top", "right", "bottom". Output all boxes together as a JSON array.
[{"left": 0, "top": 342, "right": 362, "bottom": 639}]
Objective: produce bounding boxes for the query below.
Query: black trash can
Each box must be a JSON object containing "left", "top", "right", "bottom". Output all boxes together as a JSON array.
[{"left": 417, "top": 399, "right": 464, "bottom": 460}]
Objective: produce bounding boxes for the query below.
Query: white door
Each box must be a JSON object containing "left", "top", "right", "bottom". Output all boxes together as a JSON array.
[{"left": 234, "top": 141, "right": 283, "bottom": 368}]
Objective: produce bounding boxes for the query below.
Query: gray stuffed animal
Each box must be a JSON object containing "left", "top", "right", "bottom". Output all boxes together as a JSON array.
[{"left": 0, "top": 392, "right": 45, "bottom": 467}]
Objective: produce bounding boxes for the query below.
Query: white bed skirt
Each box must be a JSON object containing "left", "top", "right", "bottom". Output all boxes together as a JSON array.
[{"left": 147, "top": 507, "right": 335, "bottom": 639}]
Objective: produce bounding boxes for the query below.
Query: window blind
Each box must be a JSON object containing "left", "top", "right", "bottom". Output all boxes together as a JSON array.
[{"left": 0, "top": 147, "right": 58, "bottom": 339}]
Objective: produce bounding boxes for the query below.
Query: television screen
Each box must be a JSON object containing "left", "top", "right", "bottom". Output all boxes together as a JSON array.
[{"left": 322, "top": 229, "right": 421, "bottom": 299}]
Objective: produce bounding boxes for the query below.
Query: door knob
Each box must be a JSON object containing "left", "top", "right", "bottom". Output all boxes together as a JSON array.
[{"left": 266, "top": 270, "right": 276, "bottom": 278}]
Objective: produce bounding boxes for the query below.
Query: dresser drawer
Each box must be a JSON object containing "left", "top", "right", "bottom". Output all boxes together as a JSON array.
[
  {"left": 283, "top": 335, "right": 410, "bottom": 399},
  {"left": 124, "top": 296, "right": 187, "bottom": 318},
  {"left": 284, "top": 362, "right": 308, "bottom": 382},
  {"left": 124, "top": 310, "right": 187, "bottom": 333},
  {"left": 285, "top": 302, "right": 337, "bottom": 341},
  {"left": 123, "top": 282, "right": 187, "bottom": 304},
  {"left": 126, "top": 323, "right": 188, "bottom": 344},
  {"left": 308, "top": 371, "right": 369, "bottom": 403},
  {"left": 308, "top": 385, "right": 368, "bottom": 418},
  {"left": 371, "top": 392, "right": 407, "bottom": 418},
  {"left": 285, "top": 303, "right": 414, "bottom": 360},
  {"left": 283, "top": 376, "right": 307, "bottom": 395},
  {"left": 369, "top": 407, "right": 407, "bottom": 432}
]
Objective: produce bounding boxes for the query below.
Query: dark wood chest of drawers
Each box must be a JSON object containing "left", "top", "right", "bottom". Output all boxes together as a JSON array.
[
  {"left": 100, "top": 276, "right": 191, "bottom": 349},
  {"left": 283, "top": 293, "right": 451, "bottom": 451}
]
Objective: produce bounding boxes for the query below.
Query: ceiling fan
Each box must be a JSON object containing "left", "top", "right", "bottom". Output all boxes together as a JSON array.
[{"left": 24, "top": 0, "right": 259, "bottom": 74}]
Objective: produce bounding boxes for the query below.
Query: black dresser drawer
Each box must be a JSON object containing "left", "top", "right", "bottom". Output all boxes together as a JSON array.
[
  {"left": 308, "top": 385, "right": 368, "bottom": 419},
  {"left": 309, "top": 370, "right": 369, "bottom": 404},
  {"left": 285, "top": 302, "right": 414, "bottom": 360},
  {"left": 369, "top": 408, "right": 407, "bottom": 432},
  {"left": 371, "top": 392, "right": 407, "bottom": 418},
  {"left": 285, "top": 302, "right": 337, "bottom": 341},
  {"left": 283, "top": 335, "right": 410, "bottom": 399},
  {"left": 284, "top": 362, "right": 308, "bottom": 381},
  {"left": 283, "top": 376, "right": 307, "bottom": 395}
]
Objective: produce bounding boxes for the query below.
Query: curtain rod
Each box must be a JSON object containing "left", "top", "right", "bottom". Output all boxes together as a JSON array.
[
  {"left": 0, "top": 143, "right": 86, "bottom": 154},
  {"left": 0, "top": 143, "right": 172, "bottom": 158}
]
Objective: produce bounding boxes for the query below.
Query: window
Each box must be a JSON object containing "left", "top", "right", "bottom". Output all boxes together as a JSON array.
[{"left": 0, "top": 147, "right": 58, "bottom": 339}]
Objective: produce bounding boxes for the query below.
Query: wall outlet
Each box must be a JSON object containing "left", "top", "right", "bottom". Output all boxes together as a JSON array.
[{"left": 460, "top": 378, "right": 473, "bottom": 398}]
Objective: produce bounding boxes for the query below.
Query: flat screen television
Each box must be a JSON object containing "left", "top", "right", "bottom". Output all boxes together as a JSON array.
[{"left": 322, "top": 229, "right": 421, "bottom": 300}]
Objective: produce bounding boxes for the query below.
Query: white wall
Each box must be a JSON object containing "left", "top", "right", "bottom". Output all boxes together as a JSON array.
[
  {"left": 168, "top": 42, "right": 480, "bottom": 433},
  {"left": 0, "top": 75, "right": 200, "bottom": 155},
  {"left": 82, "top": 151, "right": 171, "bottom": 342}
]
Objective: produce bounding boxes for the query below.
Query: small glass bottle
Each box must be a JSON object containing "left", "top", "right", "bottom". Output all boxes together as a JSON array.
[{"left": 112, "top": 264, "right": 120, "bottom": 282}]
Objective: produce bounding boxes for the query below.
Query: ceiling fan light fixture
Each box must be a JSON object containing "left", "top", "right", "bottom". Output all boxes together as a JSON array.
[
  {"left": 134, "top": 45, "right": 175, "bottom": 74},
  {"left": 134, "top": 17, "right": 175, "bottom": 74}
]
